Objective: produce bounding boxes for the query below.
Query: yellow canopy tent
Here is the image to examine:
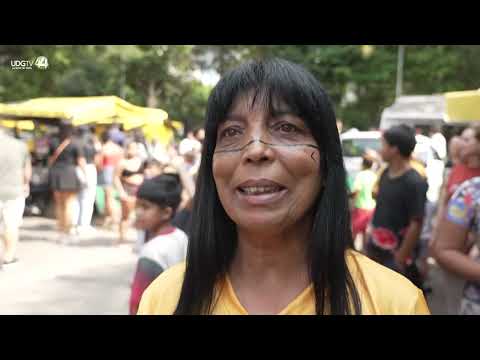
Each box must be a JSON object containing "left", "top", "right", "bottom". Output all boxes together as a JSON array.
[
  {"left": 0, "top": 119, "right": 35, "bottom": 131},
  {"left": 444, "top": 89, "right": 480, "bottom": 123},
  {"left": 0, "top": 96, "right": 168, "bottom": 128}
]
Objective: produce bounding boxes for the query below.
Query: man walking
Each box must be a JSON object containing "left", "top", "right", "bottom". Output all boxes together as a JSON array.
[{"left": 0, "top": 126, "right": 31, "bottom": 267}]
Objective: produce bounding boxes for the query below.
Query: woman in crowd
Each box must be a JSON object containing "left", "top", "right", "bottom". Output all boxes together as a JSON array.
[
  {"left": 98, "top": 131, "right": 123, "bottom": 228},
  {"left": 432, "top": 176, "right": 480, "bottom": 314},
  {"left": 48, "top": 123, "right": 87, "bottom": 243},
  {"left": 114, "top": 141, "right": 145, "bottom": 244},
  {"left": 430, "top": 125, "right": 480, "bottom": 314}
]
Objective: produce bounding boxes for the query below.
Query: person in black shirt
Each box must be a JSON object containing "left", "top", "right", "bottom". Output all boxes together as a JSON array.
[
  {"left": 48, "top": 123, "right": 87, "bottom": 241},
  {"left": 366, "top": 125, "right": 428, "bottom": 286}
]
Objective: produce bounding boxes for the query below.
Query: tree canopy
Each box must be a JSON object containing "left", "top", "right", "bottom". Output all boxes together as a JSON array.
[{"left": 1, "top": 45, "right": 478, "bottom": 130}]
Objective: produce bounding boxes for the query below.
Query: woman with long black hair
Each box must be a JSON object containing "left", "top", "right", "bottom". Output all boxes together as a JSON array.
[{"left": 138, "top": 59, "right": 430, "bottom": 315}]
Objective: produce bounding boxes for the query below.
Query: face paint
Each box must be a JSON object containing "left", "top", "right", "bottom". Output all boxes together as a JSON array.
[
  {"left": 214, "top": 138, "right": 320, "bottom": 154},
  {"left": 212, "top": 94, "right": 323, "bottom": 233}
]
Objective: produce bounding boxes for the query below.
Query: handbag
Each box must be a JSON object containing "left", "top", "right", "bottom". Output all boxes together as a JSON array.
[{"left": 48, "top": 139, "right": 71, "bottom": 167}]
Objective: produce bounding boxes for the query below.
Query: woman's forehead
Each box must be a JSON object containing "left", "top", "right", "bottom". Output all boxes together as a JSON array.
[{"left": 227, "top": 90, "right": 294, "bottom": 118}]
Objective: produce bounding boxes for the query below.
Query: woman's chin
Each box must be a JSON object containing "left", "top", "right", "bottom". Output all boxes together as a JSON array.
[{"left": 235, "top": 214, "right": 290, "bottom": 233}]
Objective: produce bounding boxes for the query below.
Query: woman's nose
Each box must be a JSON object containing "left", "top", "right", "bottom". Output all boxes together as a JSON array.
[{"left": 242, "top": 139, "right": 274, "bottom": 164}]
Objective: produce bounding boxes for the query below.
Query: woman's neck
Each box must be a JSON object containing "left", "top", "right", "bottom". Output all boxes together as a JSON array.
[
  {"left": 228, "top": 221, "right": 312, "bottom": 315},
  {"left": 231, "top": 222, "right": 311, "bottom": 285}
]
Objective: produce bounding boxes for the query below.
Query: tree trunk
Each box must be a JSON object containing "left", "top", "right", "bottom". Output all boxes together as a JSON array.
[{"left": 147, "top": 81, "right": 159, "bottom": 108}]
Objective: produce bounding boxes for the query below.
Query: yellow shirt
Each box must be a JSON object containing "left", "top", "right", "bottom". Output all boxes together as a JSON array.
[{"left": 137, "top": 250, "right": 430, "bottom": 315}]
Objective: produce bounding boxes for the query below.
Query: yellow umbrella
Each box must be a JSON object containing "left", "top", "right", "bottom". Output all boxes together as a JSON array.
[
  {"left": 0, "top": 96, "right": 169, "bottom": 127},
  {"left": 444, "top": 89, "right": 480, "bottom": 123}
]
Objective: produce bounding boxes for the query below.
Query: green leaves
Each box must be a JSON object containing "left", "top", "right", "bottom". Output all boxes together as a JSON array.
[{"left": 0, "top": 45, "right": 478, "bottom": 131}]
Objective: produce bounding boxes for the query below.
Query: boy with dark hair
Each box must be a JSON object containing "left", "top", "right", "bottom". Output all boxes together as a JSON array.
[
  {"left": 129, "top": 174, "right": 188, "bottom": 314},
  {"left": 366, "top": 124, "right": 428, "bottom": 287}
]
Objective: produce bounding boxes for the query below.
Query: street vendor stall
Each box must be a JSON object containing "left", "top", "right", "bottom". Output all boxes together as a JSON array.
[{"left": 0, "top": 96, "right": 170, "bottom": 218}]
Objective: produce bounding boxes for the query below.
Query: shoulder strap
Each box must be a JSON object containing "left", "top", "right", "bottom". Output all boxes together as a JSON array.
[{"left": 48, "top": 139, "right": 71, "bottom": 167}]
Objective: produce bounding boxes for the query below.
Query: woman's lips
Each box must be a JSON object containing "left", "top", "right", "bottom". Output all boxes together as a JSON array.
[
  {"left": 236, "top": 178, "right": 286, "bottom": 191},
  {"left": 235, "top": 179, "right": 288, "bottom": 205}
]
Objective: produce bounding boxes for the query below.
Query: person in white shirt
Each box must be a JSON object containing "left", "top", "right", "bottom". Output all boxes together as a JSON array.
[{"left": 429, "top": 126, "right": 447, "bottom": 160}]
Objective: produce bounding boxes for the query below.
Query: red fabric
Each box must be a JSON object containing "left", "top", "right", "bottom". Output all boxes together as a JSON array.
[
  {"left": 446, "top": 164, "right": 480, "bottom": 200},
  {"left": 371, "top": 227, "right": 398, "bottom": 250},
  {"left": 129, "top": 262, "right": 157, "bottom": 315},
  {"left": 157, "top": 225, "right": 176, "bottom": 236},
  {"left": 351, "top": 208, "right": 374, "bottom": 238},
  {"left": 102, "top": 153, "right": 121, "bottom": 167}
]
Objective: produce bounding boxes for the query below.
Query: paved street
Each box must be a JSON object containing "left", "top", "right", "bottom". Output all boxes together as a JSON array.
[
  {"left": 0, "top": 216, "right": 456, "bottom": 315},
  {"left": 0, "top": 217, "right": 137, "bottom": 315}
]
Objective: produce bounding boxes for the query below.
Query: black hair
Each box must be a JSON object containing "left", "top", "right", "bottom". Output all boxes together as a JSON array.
[
  {"left": 383, "top": 124, "right": 416, "bottom": 158},
  {"left": 59, "top": 122, "right": 74, "bottom": 141},
  {"left": 468, "top": 123, "right": 480, "bottom": 142},
  {"left": 72, "top": 126, "right": 94, "bottom": 151},
  {"left": 137, "top": 174, "right": 182, "bottom": 218},
  {"left": 174, "top": 58, "right": 361, "bottom": 315},
  {"left": 100, "top": 130, "right": 111, "bottom": 144},
  {"left": 362, "top": 156, "right": 373, "bottom": 169}
]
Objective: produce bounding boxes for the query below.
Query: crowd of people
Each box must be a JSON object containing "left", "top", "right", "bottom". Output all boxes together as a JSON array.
[
  {"left": 43, "top": 122, "right": 204, "bottom": 245},
  {"left": 1, "top": 58, "right": 479, "bottom": 315},
  {"left": 346, "top": 121, "right": 480, "bottom": 314}
]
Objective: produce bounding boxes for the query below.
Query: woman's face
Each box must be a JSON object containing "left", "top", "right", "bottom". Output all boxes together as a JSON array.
[
  {"left": 212, "top": 93, "right": 322, "bottom": 233},
  {"left": 461, "top": 128, "right": 478, "bottom": 148}
]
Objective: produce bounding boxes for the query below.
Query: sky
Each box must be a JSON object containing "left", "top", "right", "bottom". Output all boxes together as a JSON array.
[{"left": 192, "top": 68, "right": 220, "bottom": 87}]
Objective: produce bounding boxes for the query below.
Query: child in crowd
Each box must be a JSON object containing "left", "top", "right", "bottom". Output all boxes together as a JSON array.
[
  {"left": 351, "top": 153, "right": 377, "bottom": 249},
  {"left": 129, "top": 174, "right": 188, "bottom": 315}
]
